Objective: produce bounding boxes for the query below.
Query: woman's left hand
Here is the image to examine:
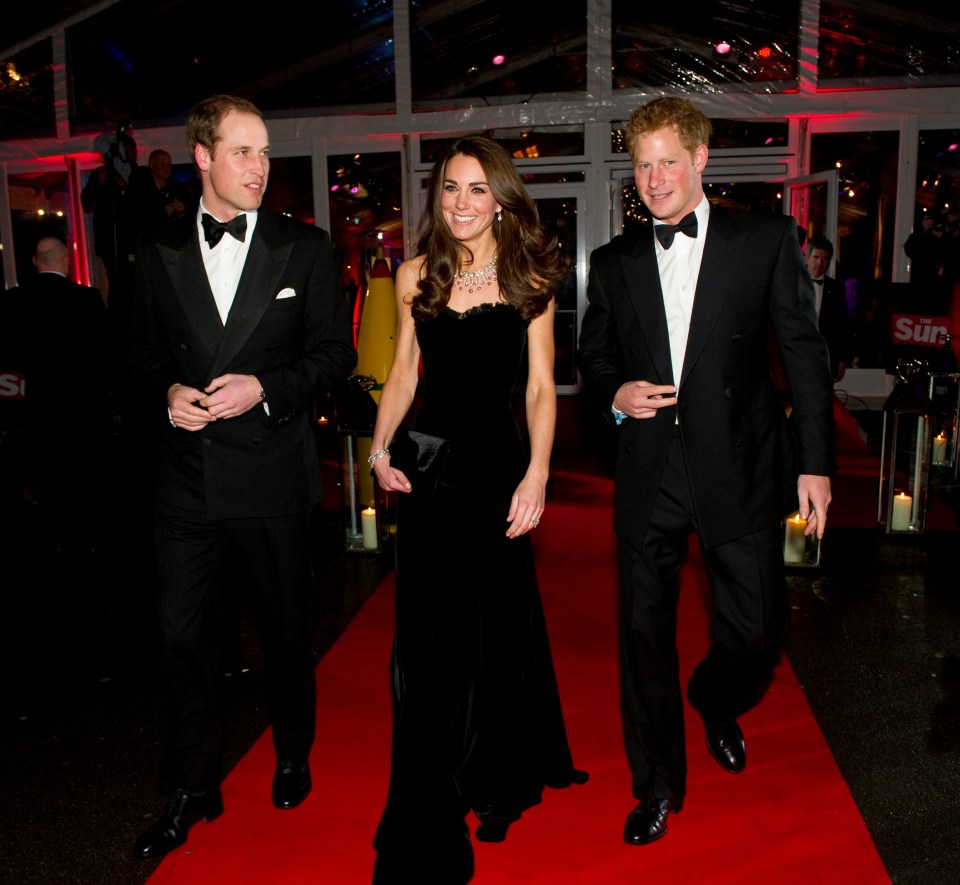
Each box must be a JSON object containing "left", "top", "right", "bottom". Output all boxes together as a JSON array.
[{"left": 505, "top": 473, "right": 546, "bottom": 538}]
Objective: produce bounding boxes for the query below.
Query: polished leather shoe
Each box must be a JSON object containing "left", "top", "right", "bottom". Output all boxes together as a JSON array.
[
  {"left": 703, "top": 717, "right": 746, "bottom": 773},
  {"left": 624, "top": 797, "right": 684, "bottom": 845},
  {"left": 272, "top": 760, "right": 311, "bottom": 809},
  {"left": 133, "top": 787, "right": 224, "bottom": 859}
]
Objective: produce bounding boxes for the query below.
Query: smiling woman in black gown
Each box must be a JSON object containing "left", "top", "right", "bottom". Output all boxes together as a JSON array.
[{"left": 368, "top": 135, "right": 586, "bottom": 884}]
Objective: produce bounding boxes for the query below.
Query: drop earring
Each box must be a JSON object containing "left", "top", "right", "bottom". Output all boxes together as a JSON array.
[{"left": 496, "top": 209, "right": 503, "bottom": 222}]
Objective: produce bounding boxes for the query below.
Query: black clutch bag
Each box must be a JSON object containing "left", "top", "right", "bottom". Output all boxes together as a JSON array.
[{"left": 388, "top": 427, "right": 453, "bottom": 495}]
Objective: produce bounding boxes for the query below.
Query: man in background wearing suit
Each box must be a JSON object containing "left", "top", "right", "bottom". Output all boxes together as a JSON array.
[
  {"left": 4, "top": 236, "right": 111, "bottom": 550},
  {"left": 129, "top": 95, "right": 356, "bottom": 859},
  {"left": 805, "top": 234, "right": 852, "bottom": 382},
  {"left": 577, "top": 97, "right": 834, "bottom": 846}
]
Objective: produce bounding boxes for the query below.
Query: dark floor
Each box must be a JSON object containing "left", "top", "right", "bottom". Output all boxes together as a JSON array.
[{"left": 2, "top": 408, "right": 959, "bottom": 884}]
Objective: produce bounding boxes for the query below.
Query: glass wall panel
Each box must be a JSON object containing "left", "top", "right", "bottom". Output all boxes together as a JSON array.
[
  {"left": 612, "top": 119, "right": 789, "bottom": 155},
  {"left": 327, "top": 150, "right": 404, "bottom": 328},
  {"left": 810, "top": 131, "right": 900, "bottom": 368},
  {"left": 535, "top": 196, "right": 579, "bottom": 387},
  {"left": 909, "top": 129, "right": 960, "bottom": 292},
  {"left": 819, "top": 2, "right": 960, "bottom": 84},
  {"left": 0, "top": 40, "right": 56, "bottom": 140},
  {"left": 7, "top": 171, "right": 71, "bottom": 285},
  {"left": 411, "top": 0, "right": 587, "bottom": 109},
  {"left": 422, "top": 127, "right": 585, "bottom": 165},
  {"left": 68, "top": 0, "right": 395, "bottom": 129},
  {"left": 263, "top": 156, "right": 315, "bottom": 224},
  {"left": 612, "top": 0, "right": 798, "bottom": 91}
]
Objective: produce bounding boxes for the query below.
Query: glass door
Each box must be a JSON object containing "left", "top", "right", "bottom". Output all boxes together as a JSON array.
[{"left": 784, "top": 169, "right": 840, "bottom": 268}]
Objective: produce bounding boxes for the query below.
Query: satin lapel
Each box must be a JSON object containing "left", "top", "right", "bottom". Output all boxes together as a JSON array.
[
  {"left": 620, "top": 228, "right": 674, "bottom": 386},
  {"left": 208, "top": 213, "right": 292, "bottom": 379},
  {"left": 158, "top": 223, "right": 224, "bottom": 357},
  {"left": 680, "top": 206, "right": 739, "bottom": 387}
]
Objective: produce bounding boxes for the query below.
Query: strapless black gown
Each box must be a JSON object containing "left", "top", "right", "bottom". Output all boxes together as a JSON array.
[{"left": 372, "top": 303, "right": 584, "bottom": 884}]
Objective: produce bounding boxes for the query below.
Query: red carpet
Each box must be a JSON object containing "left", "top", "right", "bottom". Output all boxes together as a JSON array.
[{"left": 149, "top": 465, "right": 889, "bottom": 884}]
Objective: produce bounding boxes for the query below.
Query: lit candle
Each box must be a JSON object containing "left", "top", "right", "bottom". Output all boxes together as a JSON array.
[
  {"left": 932, "top": 432, "right": 948, "bottom": 466},
  {"left": 361, "top": 507, "right": 378, "bottom": 549},
  {"left": 891, "top": 492, "right": 913, "bottom": 531},
  {"left": 783, "top": 512, "right": 807, "bottom": 563}
]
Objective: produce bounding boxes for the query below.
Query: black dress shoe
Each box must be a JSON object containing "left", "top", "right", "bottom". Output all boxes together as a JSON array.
[
  {"left": 703, "top": 717, "right": 746, "bottom": 773},
  {"left": 272, "top": 760, "right": 311, "bottom": 809},
  {"left": 133, "top": 787, "right": 224, "bottom": 859},
  {"left": 623, "top": 797, "right": 684, "bottom": 845}
]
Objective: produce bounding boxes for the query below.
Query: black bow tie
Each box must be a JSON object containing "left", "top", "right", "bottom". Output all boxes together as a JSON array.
[
  {"left": 654, "top": 212, "right": 698, "bottom": 249},
  {"left": 812, "top": 278, "right": 824, "bottom": 286},
  {"left": 201, "top": 212, "right": 247, "bottom": 247}
]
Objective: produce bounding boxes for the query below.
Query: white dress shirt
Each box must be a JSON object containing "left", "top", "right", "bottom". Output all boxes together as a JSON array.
[
  {"left": 197, "top": 200, "right": 259, "bottom": 325},
  {"left": 655, "top": 195, "right": 710, "bottom": 387}
]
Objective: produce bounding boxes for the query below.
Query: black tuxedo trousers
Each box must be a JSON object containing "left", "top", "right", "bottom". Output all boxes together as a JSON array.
[
  {"left": 617, "top": 429, "right": 788, "bottom": 801},
  {"left": 156, "top": 506, "right": 315, "bottom": 793}
]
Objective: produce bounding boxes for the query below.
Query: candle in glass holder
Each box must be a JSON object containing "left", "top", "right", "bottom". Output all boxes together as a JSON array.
[
  {"left": 933, "top": 432, "right": 948, "bottom": 466},
  {"left": 783, "top": 512, "right": 807, "bottom": 563},
  {"left": 361, "top": 507, "right": 378, "bottom": 549},
  {"left": 891, "top": 492, "right": 913, "bottom": 531}
]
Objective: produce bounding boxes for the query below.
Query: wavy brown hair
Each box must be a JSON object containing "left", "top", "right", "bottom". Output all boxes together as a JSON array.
[{"left": 411, "top": 135, "right": 565, "bottom": 323}]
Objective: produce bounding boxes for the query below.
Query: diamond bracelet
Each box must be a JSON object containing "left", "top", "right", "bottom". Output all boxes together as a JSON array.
[{"left": 367, "top": 448, "right": 390, "bottom": 466}]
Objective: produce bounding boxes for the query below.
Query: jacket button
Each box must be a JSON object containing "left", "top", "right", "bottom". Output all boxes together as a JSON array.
[
  {"left": 731, "top": 334, "right": 742, "bottom": 342},
  {"left": 179, "top": 343, "right": 188, "bottom": 351},
  {"left": 735, "top": 438, "right": 744, "bottom": 448},
  {"left": 202, "top": 438, "right": 213, "bottom": 447},
  {"left": 725, "top": 387, "right": 734, "bottom": 398},
  {"left": 251, "top": 437, "right": 262, "bottom": 446}
]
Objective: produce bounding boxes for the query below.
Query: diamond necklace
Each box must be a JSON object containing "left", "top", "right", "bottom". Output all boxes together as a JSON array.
[{"left": 453, "top": 255, "right": 497, "bottom": 293}]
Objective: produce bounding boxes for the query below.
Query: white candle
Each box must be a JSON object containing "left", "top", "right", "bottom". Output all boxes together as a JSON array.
[
  {"left": 933, "top": 433, "right": 948, "bottom": 466},
  {"left": 361, "top": 507, "right": 378, "bottom": 549},
  {"left": 891, "top": 492, "right": 912, "bottom": 531},
  {"left": 783, "top": 512, "right": 807, "bottom": 563}
]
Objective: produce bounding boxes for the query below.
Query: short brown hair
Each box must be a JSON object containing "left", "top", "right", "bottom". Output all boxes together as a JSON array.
[
  {"left": 624, "top": 97, "right": 712, "bottom": 163},
  {"left": 186, "top": 95, "right": 263, "bottom": 158}
]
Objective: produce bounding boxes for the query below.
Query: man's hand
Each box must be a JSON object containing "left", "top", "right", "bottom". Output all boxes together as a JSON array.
[
  {"left": 614, "top": 380, "right": 678, "bottom": 419},
  {"left": 168, "top": 383, "right": 215, "bottom": 432},
  {"left": 200, "top": 374, "right": 263, "bottom": 420},
  {"left": 797, "top": 474, "right": 832, "bottom": 539}
]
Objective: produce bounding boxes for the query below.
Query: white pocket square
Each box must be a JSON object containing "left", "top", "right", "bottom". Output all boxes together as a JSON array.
[{"left": 276, "top": 287, "right": 297, "bottom": 299}]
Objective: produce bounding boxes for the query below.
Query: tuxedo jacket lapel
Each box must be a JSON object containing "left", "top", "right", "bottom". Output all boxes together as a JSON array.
[
  {"left": 209, "top": 213, "right": 293, "bottom": 379},
  {"left": 680, "top": 206, "right": 739, "bottom": 387},
  {"left": 158, "top": 224, "right": 224, "bottom": 359},
  {"left": 620, "top": 228, "right": 675, "bottom": 386}
]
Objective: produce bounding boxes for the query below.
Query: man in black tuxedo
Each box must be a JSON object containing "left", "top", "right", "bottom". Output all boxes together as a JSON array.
[
  {"left": 805, "top": 235, "right": 852, "bottom": 382},
  {"left": 577, "top": 97, "right": 834, "bottom": 845},
  {"left": 5, "top": 236, "right": 111, "bottom": 548},
  {"left": 129, "top": 95, "right": 356, "bottom": 859}
]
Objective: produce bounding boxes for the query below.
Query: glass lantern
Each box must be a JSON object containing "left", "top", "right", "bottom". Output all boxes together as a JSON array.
[
  {"left": 927, "top": 372, "right": 960, "bottom": 478},
  {"left": 782, "top": 510, "right": 821, "bottom": 567},
  {"left": 335, "top": 374, "right": 389, "bottom": 554},
  {"left": 339, "top": 430, "right": 389, "bottom": 553},
  {"left": 878, "top": 362, "right": 934, "bottom": 535}
]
